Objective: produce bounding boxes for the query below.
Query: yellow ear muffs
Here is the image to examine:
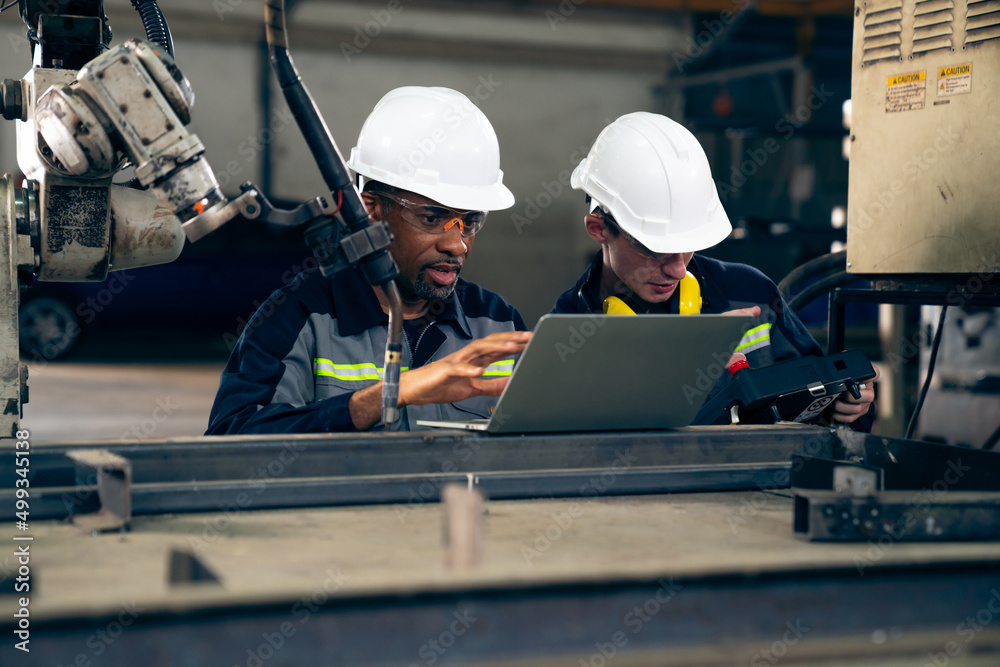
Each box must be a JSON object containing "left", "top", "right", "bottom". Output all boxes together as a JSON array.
[
  {"left": 602, "top": 296, "right": 637, "bottom": 315},
  {"left": 678, "top": 271, "right": 702, "bottom": 315}
]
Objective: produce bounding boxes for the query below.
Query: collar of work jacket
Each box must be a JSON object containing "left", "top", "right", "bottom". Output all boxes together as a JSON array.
[
  {"left": 333, "top": 266, "right": 472, "bottom": 342},
  {"left": 570, "top": 252, "right": 722, "bottom": 314}
]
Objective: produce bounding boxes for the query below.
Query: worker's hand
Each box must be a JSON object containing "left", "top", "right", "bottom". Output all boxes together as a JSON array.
[
  {"left": 724, "top": 352, "right": 747, "bottom": 369},
  {"left": 722, "top": 306, "right": 761, "bottom": 318},
  {"left": 830, "top": 365, "right": 879, "bottom": 424},
  {"left": 720, "top": 308, "right": 760, "bottom": 370},
  {"left": 398, "top": 331, "right": 532, "bottom": 407}
]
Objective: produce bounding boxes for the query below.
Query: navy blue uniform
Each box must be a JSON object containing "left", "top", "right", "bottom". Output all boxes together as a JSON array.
[
  {"left": 208, "top": 267, "right": 525, "bottom": 434},
  {"left": 552, "top": 253, "right": 874, "bottom": 430}
]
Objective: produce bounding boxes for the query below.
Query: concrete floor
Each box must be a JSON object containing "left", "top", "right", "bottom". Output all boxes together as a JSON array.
[{"left": 21, "top": 361, "right": 225, "bottom": 444}]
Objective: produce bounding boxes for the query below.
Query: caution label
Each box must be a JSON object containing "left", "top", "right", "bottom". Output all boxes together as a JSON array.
[
  {"left": 938, "top": 63, "right": 972, "bottom": 97},
  {"left": 886, "top": 71, "right": 926, "bottom": 112}
]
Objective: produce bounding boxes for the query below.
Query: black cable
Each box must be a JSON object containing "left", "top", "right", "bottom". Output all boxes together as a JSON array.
[
  {"left": 787, "top": 271, "right": 864, "bottom": 311},
  {"left": 982, "top": 422, "right": 1000, "bottom": 451},
  {"left": 778, "top": 250, "right": 847, "bottom": 299},
  {"left": 905, "top": 306, "right": 948, "bottom": 440},
  {"left": 130, "top": 0, "right": 174, "bottom": 57},
  {"left": 264, "top": 1, "right": 368, "bottom": 235}
]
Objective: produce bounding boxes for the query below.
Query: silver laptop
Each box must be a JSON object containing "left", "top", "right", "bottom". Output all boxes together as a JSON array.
[{"left": 416, "top": 313, "right": 752, "bottom": 434}]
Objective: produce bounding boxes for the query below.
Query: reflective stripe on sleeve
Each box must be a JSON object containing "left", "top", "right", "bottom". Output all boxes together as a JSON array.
[
  {"left": 481, "top": 359, "right": 515, "bottom": 377},
  {"left": 313, "top": 358, "right": 409, "bottom": 381},
  {"left": 734, "top": 323, "right": 772, "bottom": 354}
]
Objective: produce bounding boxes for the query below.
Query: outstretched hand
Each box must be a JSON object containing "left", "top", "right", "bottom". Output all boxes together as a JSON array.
[
  {"left": 399, "top": 331, "right": 532, "bottom": 406},
  {"left": 348, "top": 331, "right": 531, "bottom": 430}
]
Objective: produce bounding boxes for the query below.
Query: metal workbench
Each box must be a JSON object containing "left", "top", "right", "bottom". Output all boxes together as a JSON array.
[{"left": 2, "top": 425, "right": 999, "bottom": 666}]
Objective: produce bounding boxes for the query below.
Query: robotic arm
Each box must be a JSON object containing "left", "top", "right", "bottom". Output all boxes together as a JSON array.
[{"left": 1, "top": 0, "right": 404, "bottom": 431}]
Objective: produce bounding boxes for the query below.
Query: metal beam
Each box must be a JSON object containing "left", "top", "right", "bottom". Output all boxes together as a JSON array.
[
  {"left": 3, "top": 563, "right": 998, "bottom": 665},
  {"left": 3, "top": 426, "right": 831, "bottom": 519},
  {"left": 11, "top": 426, "right": 834, "bottom": 488},
  {"left": 18, "top": 462, "right": 792, "bottom": 519}
]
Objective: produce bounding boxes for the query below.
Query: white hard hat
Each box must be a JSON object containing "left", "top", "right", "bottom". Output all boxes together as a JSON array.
[
  {"left": 571, "top": 112, "right": 732, "bottom": 254},
  {"left": 347, "top": 86, "right": 515, "bottom": 211}
]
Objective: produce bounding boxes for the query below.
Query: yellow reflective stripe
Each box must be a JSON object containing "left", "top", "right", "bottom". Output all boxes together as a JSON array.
[
  {"left": 742, "top": 323, "right": 771, "bottom": 338},
  {"left": 734, "top": 323, "right": 772, "bottom": 353},
  {"left": 314, "top": 358, "right": 379, "bottom": 370},
  {"left": 313, "top": 359, "right": 409, "bottom": 381},
  {"left": 482, "top": 359, "right": 515, "bottom": 377}
]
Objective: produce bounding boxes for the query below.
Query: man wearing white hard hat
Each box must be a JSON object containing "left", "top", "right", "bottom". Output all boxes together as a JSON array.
[
  {"left": 551, "top": 112, "right": 876, "bottom": 428},
  {"left": 208, "top": 87, "right": 529, "bottom": 434}
]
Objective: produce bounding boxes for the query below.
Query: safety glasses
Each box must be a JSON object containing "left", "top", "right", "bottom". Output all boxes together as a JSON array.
[
  {"left": 596, "top": 208, "right": 668, "bottom": 260},
  {"left": 376, "top": 192, "right": 487, "bottom": 238}
]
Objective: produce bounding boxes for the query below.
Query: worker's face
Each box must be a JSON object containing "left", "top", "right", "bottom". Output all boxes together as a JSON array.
[
  {"left": 586, "top": 213, "right": 693, "bottom": 306},
  {"left": 363, "top": 189, "right": 478, "bottom": 303}
]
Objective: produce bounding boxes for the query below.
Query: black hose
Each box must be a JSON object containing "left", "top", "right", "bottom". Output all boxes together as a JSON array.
[
  {"left": 905, "top": 306, "right": 947, "bottom": 440},
  {"left": 778, "top": 250, "right": 846, "bottom": 299},
  {"left": 787, "top": 271, "right": 865, "bottom": 311},
  {"left": 130, "top": 0, "right": 174, "bottom": 57},
  {"left": 264, "top": 0, "right": 402, "bottom": 425},
  {"left": 264, "top": 2, "right": 370, "bottom": 234},
  {"left": 983, "top": 422, "right": 1000, "bottom": 451}
]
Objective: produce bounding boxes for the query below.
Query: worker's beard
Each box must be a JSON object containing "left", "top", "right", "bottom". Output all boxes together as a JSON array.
[{"left": 400, "top": 264, "right": 461, "bottom": 302}]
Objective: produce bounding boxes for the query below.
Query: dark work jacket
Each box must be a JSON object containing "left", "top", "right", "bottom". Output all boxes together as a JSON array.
[
  {"left": 207, "top": 267, "right": 525, "bottom": 434},
  {"left": 551, "top": 252, "right": 875, "bottom": 431}
]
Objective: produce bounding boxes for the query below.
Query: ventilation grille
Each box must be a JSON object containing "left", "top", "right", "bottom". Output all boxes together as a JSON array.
[
  {"left": 913, "top": 0, "right": 956, "bottom": 53},
  {"left": 966, "top": 0, "right": 1000, "bottom": 45},
  {"left": 862, "top": 0, "right": 904, "bottom": 64}
]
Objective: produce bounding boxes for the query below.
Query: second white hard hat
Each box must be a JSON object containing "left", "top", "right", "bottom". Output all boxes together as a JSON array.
[
  {"left": 347, "top": 86, "right": 515, "bottom": 211},
  {"left": 571, "top": 112, "right": 732, "bottom": 254}
]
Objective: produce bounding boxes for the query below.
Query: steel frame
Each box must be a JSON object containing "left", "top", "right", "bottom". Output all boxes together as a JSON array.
[{"left": 2, "top": 426, "right": 834, "bottom": 520}]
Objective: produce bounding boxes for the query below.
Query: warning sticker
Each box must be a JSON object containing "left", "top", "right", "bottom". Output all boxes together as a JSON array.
[
  {"left": 938, "top": 63, "right": 972, "bottom": 97},
  {"left": 886, "top": 71, "right": 926, "bottom": 113},
  {"left": 793, "top": 395, "right": 836, "bottom": 423}
]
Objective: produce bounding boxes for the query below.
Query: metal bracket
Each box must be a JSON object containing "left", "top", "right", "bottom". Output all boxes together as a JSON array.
[
  {"left": 794, "top": 491, "right": 1000, "bottom": 541},
  {"left": 793, "top": 435, "right": 1000, "bottom": 542},
  {"left": 168, "top": 549, "right": 221, "bottom": 586},
  {"left": 833, "top": 465, "right": 878, "bottom": 497},
  {"left": 66, "top": 449, "right": 131, "bottom": 532}
]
